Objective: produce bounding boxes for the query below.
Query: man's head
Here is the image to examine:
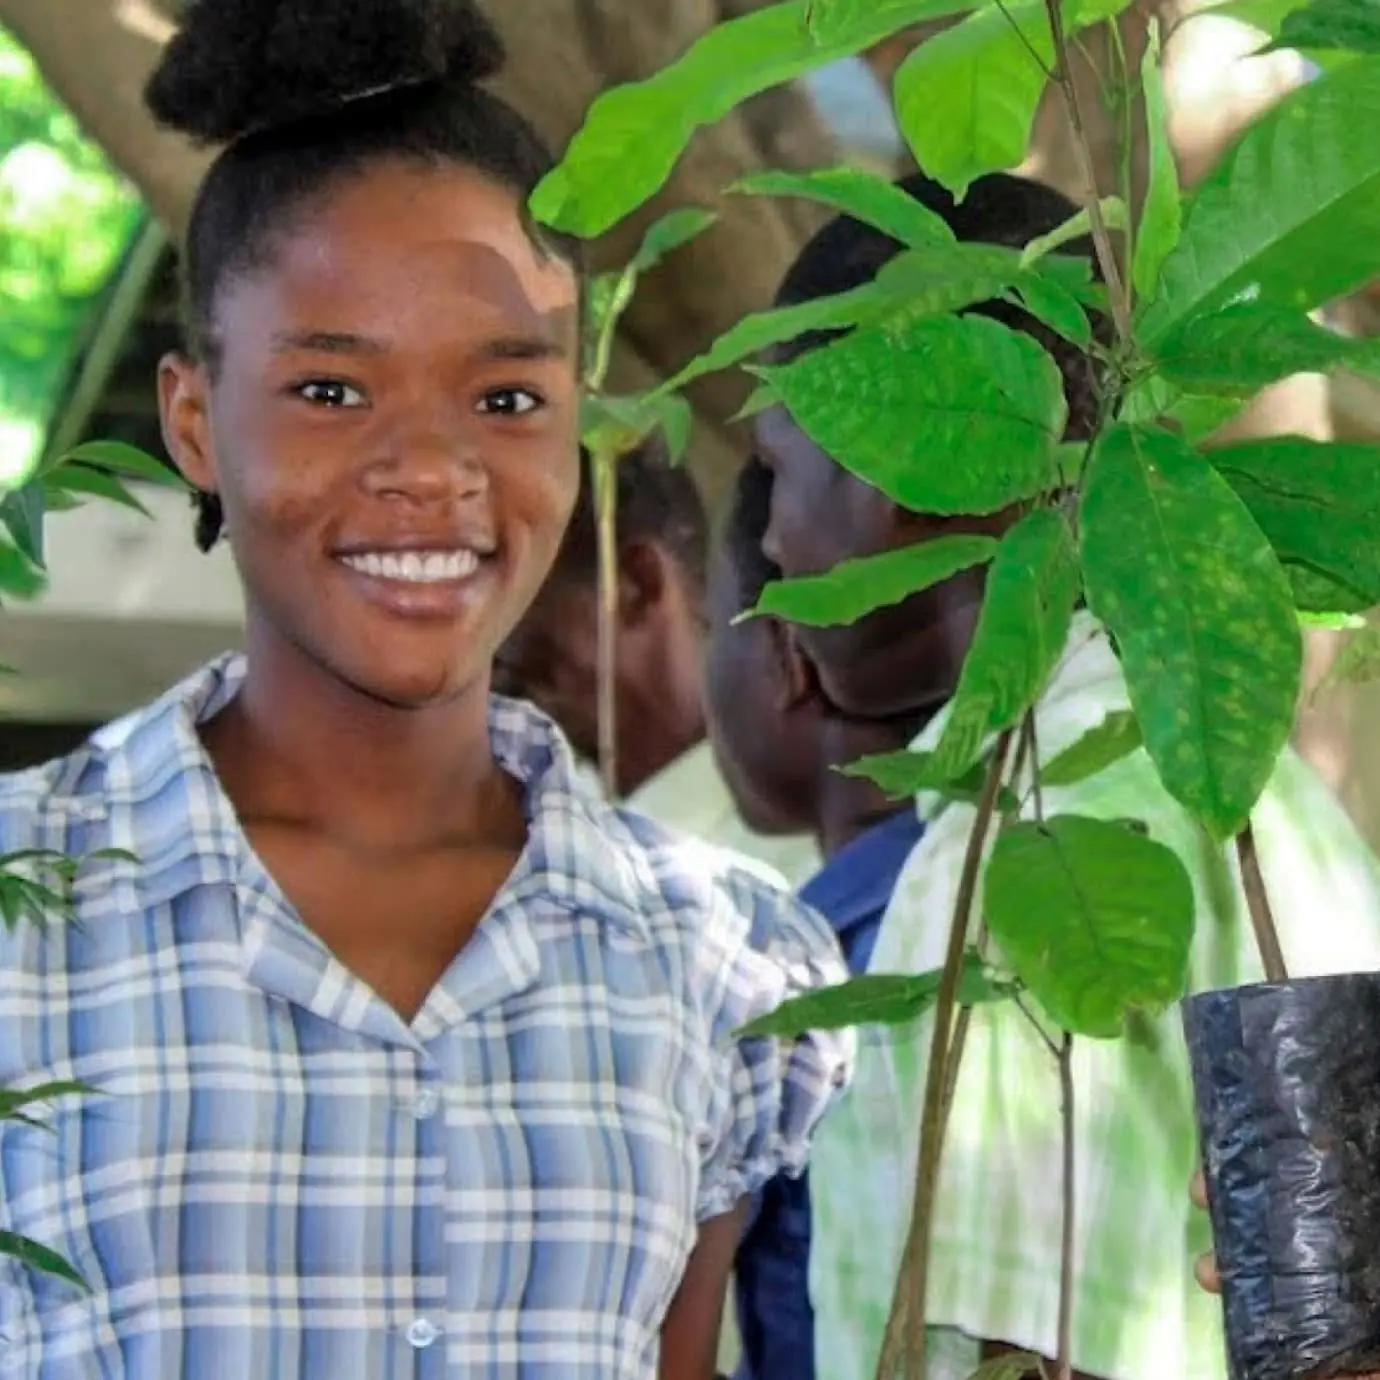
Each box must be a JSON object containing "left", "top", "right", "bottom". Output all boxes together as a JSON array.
[
  {"left": 756, "top": 171, "right": 1099, "bottom": 720},
  {"left": 703, "top": 458, "right": 820, "bottom": 837},
  {"left": 495, "top": 438, "right": 709, "bottom": 795}
]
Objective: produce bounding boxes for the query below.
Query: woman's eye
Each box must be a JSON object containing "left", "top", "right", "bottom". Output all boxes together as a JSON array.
[
  {"left": 294, "top": 380, "right": 366, "bottom": 408},
  {"left": 477, "top": 388, "right": 542, "bottom": 417}
]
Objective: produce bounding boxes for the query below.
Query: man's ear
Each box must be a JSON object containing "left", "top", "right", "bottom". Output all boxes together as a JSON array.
[
  {"left": 157, "top": 351, "right": 218, "bottom": 494},
  {"left": 617, "top": 538, "right": 672, "bottom": 629}
]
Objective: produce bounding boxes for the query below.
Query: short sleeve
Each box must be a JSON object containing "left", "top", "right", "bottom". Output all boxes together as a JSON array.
[{"left": 692, "top": 873, "right": 854, "bottom": 1224}]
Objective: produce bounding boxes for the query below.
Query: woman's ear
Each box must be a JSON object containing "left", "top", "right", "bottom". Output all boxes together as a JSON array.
[
  {"left": 157, "top": 351, "right": 219, "bottom": 494},
  {"left": 616, "top": 538, "right": 672, "bottom": 629}
]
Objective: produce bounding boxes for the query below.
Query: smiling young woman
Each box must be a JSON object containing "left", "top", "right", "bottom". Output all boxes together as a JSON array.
[{"left": 0, "top": 3, "right": 851, "bottom": 1377}]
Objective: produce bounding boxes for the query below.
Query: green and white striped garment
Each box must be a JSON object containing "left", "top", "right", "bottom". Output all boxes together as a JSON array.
[{"left": 808, "top": 612, "right": 1380, "bottom": 1380}]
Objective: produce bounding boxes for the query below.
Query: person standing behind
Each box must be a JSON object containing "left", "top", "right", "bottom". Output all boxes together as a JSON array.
[
  {"left": 0, "top": 3, "right": 852, "bottom": 1376},
  {"left": 753, "top": 170, "right": 1380, "bottom": 1380},
  {"left": 702, "top": 457, "right": 928, "bottom": 1380},
  {"left": 498, "top": 440, "right": 819, "bottom": 884}
]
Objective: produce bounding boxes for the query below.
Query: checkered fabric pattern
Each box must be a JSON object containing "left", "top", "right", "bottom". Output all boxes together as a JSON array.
[
  {"left": 808, "top": 613, "right": 1380, "bottom": 1380},
  {"left": 0, "top": 655, "right": 851, "bottom": 1379}
]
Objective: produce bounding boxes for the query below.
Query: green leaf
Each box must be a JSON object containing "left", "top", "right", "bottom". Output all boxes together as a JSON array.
[
  {"left": 894, "top": 0, "right": 1053, "bottom": 200},
  {"left": 0, "top": 538, "right": 46, "bottom": 602},
  {"left": 848, "top": 509, "right": 1079, "bottom": 792},
  {"left": 1168, "top": 393, "right": 1245, "bottom": 443},
  {"left": 660, "top": 284, "right": 891, "bottom": 393},
  {"left": 0, "top": 482, "right": 45, "bottom": 566},
  {"left": 1020, "top": 197, "right": 1127, "bottom": 268},
  {"left": 49, "top": 440, "right": 185, "bottom": 488},
  {"left": 582, "top": 391, "right": 691, "bottom": 461},
  {"left": 1270, "top": 0, "right": 1380, "bottom": 52},
  {"left": 1007, "top": 272, "right": 1093, "bottom": 348},
  {"left": 937, "top": 757, "right": 1022, "bottom": 813},
  {"left": 754, "top": 314, "right": 1066, "bottom": 515},
  {"left": 1139, "top": 57, "right": 1380, "bottom": 344},
  {"left": 737, "top": 952, "right": 1008, "bottom": 1037},
  {"left": 732, "top": 382, "right": 779, "bottom": 422},
  {"left": 0, "top": 1230, "right": 88, "bottom": 1290},
  {"left": 731, "top": 166, "right": 956, "bottom": 248},
  {"left": 1301, "top": 608, "right": 1367, "bottom": 630},
  {"left": 986, "top": 815, "right": 1195, "bottom": 1037},
  {"left": 1040, "top": 711, "right": 1144, "bottom": 787},
  {"left": 630, "top": 206, "right": 718, "bottom": 274},
  {"left": 1210, "top": 437, "right": 1380, "bottom": 605},
  {"left": 43, "top": 464, "right": 152, "bottom": 517},
  {"left": 1153, "top": 300, "right": 1379, "bottom": 396},
  {"left": 1133, "top": 23, "right": 1182, "bottom": 304},
  {"left": 531, "top": 0, "right": 970, "bottom": 237},
  {"left": 1290, "top": 565, "right": 1372, "bottom": 615},
  {"left": 747, "top": 535, "right": 998, "bottom": 627},
  {"left": 0, "top": 1080, "right": 98, "bottom": 1122},
  {"left": 1080, "top": 426, "right": 1301, "bottom": 839},
  {"left": 807, "top": 0, "right": 963, "bottom": 43}
]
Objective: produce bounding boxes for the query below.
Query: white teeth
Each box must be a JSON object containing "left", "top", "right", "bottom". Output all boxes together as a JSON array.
[{"left": 341, "top": 550, "right": 479, "bottom": 583}]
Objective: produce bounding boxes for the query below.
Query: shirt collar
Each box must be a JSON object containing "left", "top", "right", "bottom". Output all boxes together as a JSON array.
[
  {"left": 799, "top": 810, "right": 926, "bottom": 942},
  {"left": 83, "top": 654, "right": 653, "bottom": 939}
]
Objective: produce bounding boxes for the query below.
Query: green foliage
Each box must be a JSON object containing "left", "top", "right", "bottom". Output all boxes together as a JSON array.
[
  {"left": 753, "top": 313, "right": 1067, "bottom": 514},
  {"left": 1041, "top": 711, "right": 1144, "bottom": 787},
  {"left": 848, "top": 509, "right": 1078, "bottom": 795},
  {"left": 1021, "top": 197, "right": 1127, "bottom": 268},
  {"left": 1139, "top": 57, "right": 1380, "bottom": 344},
  {"left": 529, "top": 0, "right": 971, "bottom": 237},
  {"left": 1132, "top": 23, "right": 1182, "bottom": 303},
  {"left": 1269, "top": 0, "right": 1380, "bottom": 52},
  {"left": 737, "top": 952, "right": 1010, "bottom": 1038},
  {"left": 986, "top": 815, "right": 1195, "bottom": 1037},
  {"left": 731, "top": 166, "right": 956, "bottom": 247},
  {"left": 1316, "top": 623, "right": 1380, "bottom": 697},
  {"left": 1210, "top": 437, "right": 1380, "bottom": 606},
  {"left": 747, "top": 536, "right": 998, "bottom": 627},
  {"left": 964, "top": 1354, "right": 1049, "bottom": 1380},
  {"left": 1081, "top": 426, "right": 1301, "bottom": 840}
]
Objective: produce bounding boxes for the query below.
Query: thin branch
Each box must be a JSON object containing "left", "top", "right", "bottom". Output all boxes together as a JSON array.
[
  {"left": 1055, "top": 1033, "right": 1076, "bottom": 1380},
  {"left": 1012, "top": 989, "right": 1062, "bottom": 1060},
  {"left": 593, "top": 452, "right": 619, "bottom": 800},
  {"left": 994, "top": 0, "right": 1058, "bottom": 82},
  {"left": 876, "top": 729, "right": 1017, "bottom": 1380},
  {"left": 1042, "top": 0, "right": 1133, "bottom": 343},
  {"left": 1236, "top": 820, "right": 1288, "bottom": 983},
  {"left": 1026, "top": 712, "right": 1045, "bottom": 824}
]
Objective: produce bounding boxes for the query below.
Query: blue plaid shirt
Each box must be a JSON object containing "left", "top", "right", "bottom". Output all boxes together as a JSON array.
[{"left": 0, "top": 655, "right": 851, "bottom": 1379}]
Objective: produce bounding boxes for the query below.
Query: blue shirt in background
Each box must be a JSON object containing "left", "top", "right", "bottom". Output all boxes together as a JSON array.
[{"left": 733, "top": 808, "right": 926, "bottom": 1380}]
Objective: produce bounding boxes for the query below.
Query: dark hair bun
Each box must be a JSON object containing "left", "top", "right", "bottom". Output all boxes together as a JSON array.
[{"left": 146, "top": 0, "right": 506, "bottom": 145}]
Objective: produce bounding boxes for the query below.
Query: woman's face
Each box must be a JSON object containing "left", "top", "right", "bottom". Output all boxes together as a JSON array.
[{"left": 160, "top": 159, "right": 581, "bottom": 710}]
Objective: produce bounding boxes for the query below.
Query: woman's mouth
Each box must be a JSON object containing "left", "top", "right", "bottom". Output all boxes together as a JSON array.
[{"left": 339, "top": 549, "right": 480, "bottom": 583}]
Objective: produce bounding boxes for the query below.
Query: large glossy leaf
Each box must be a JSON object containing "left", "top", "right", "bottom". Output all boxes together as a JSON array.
[
  {"left": 731, "top": 167, "right": 955, "bottom": 248},
  {"left": 806, "top": 0, "right": 974, "bottom": 42},
  {"left": 1210, "top": 437, "right": 1380, "bottom": 605},
  {"left": 753, "top": 314, "right": 1067, "bottom": 515},
  {"left": 847, "top": 509, "right": 1079, "bottom": 794},
  {"left": 531, "top": 0, "right": 970, "bottom": 237},
  {"left": 1133, "top": 24, "right": 1181, "bottom": 304},
  {"left": 1139, "top": 57, "right": 1380, "bottom": 343},
  {"left": 1080, "top": 426, "right": 1301, "bottom": 839},
  {"left": 737, "top": 952, "right": 1008, "bottom": 1038},
  {"left": 986, "top": 815, "right": 1195, "bottom": 1037},
  {"left": 1153, "top": 300, "right": 1380, "bottom": 396},
  {"left": 749, "top": 535, "right": 997, "bottom": 627},
  {"left": 893, "top": 0, "right": 1053, "bottom": 199}
]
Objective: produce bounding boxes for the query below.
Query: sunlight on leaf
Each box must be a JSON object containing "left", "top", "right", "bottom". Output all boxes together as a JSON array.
[
  {"left": 1081, "top": 426, "right": 1300, "bottom": 839},
  {"left": 987, "top": 815, "right": 1194, "bottom": 1037}
]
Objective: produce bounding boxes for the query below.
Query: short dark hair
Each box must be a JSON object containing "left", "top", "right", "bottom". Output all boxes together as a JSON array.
[
  {"left": 719, "top": 457, "right": 780, "bottom": 617},
  {"left": 556, "top": 440, "right": 710, "bottom": 596},
  {"left": 774, "top": 171, "right": 1101, "bottom": 440},
  {"left": 146, "top": 0, "right": 579, "bottom": 552}
]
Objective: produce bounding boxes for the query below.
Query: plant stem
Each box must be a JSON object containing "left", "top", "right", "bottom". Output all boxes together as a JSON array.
[
  {"left": 1236, "top": 820, "right": 1288, "bottom": 982},
  {"left": 593, "top": 448, "right": 619, "bottom": 800},
  {"left": 1042, "top": 0, "right": 1133, "bottom": 344},
  {"left": 1056, "top": 1032, "right": 1076, "bottom": 1380},
  {"left": 876, "top": 729, "right": 1017, "bottom": 1380}
]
